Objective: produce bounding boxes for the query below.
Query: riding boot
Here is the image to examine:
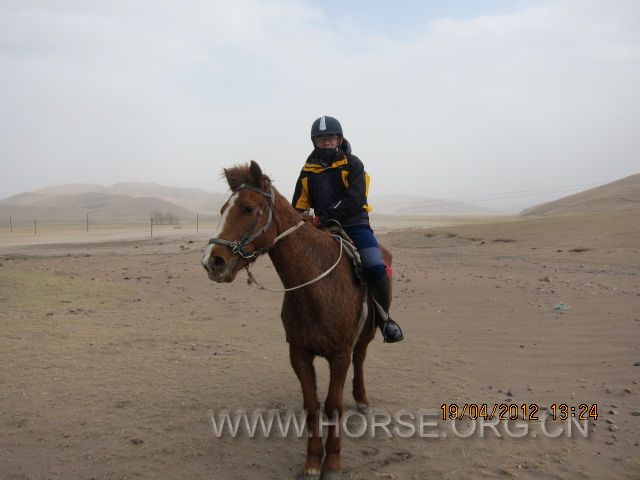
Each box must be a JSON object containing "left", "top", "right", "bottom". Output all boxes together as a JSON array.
[{"left": 369, "top": 276, "right": 404, "bottom": 343}]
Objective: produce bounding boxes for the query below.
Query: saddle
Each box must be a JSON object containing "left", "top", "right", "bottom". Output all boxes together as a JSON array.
[{"left": 326, "top": 224, "right": 365, "bottom": 285}]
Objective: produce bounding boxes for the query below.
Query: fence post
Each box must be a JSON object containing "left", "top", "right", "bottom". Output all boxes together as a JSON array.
[
  {"left": 150, "top": 218, "right": 153, "bottom": 238},
  {"left": 9, "top": 215, "right": 12, "bottom": 233},
  {"left": 196, "top": 212, "right": 199, "bottom": 233},
  {"left": 86, "top": 213, "right": 89, "bottom": 233},
  {"left": 34, "top": 220, "right": 37, "bottom": 236}
]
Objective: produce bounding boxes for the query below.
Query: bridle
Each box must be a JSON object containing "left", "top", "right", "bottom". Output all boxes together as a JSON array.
[
  {"left": 205, "top": 182, "right": 343, "bottom": 293},
  {"left": 207, "top": 183, "right": 275, "bottom": 261}
]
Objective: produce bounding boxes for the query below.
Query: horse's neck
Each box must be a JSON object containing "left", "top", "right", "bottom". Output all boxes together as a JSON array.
[{"left": 267, "top": 194, "right": 335, "bottom": 288}]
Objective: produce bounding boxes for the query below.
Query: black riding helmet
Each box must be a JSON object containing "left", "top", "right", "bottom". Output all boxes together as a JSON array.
[{"left": 310, "top": 116, "right": 343, "bottom": 140}]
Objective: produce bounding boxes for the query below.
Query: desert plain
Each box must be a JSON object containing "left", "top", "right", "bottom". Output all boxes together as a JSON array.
[{"left": 1, "top": 209, "right": 639, "bottom": 479}]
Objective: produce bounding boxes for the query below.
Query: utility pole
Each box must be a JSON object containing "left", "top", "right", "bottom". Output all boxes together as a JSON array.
[
  {"left": 150, "top": 218, "right": 153, "bottom": 238},
  {"left": 34, "top": 220, "right": 37, "bottom": 236},
  {"left": 9, "top": 215, "right": 12, "bottom": 233},
  {"left": 196, "top": 212, "right": 199, "bottom": 233},
  {"left": 86, "top": 213, "right": 89, "bottom": 233}
]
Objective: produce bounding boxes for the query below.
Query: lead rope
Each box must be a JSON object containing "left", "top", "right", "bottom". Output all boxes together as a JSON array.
[{"left": 245, "top": 233, "right": 344, "bottom": 293}]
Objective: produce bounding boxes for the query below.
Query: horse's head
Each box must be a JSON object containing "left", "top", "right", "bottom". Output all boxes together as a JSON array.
[{"left": 202, "top": 161, "right": 277, "bottom": 283}]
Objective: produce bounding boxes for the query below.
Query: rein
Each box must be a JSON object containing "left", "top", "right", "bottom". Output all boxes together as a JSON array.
[{"left": 245, "top": 235, "right": 344, "bottom": 293}]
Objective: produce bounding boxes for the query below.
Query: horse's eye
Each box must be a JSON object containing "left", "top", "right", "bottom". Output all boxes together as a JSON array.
[{"left": 244, "top": 206, "right": 255, "bottom": 214}]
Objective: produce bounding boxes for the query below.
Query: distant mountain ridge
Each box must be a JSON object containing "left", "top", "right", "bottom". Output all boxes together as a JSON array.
[
  {"left": 0, "top": 182, "right": 229, "bottom": 224},
  {"left": 2, "top": 182, "right": 228, "bottom": 215},
  {"left": 520, "top": 173, "right": 640, "bottom": 216},
  {"left": 0, "top": 192, "right": 198, "bottom": 223},
  {"left": 34, "top": 184, "right": 109, "bottom": 195},
  {"left": 370, "top": 194, "right": 497, "bottom": 215}
]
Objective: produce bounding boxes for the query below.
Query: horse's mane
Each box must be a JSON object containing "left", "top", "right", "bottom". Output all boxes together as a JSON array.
[{"left": 222, "top": 163, "right": 273, "bottom": 192}]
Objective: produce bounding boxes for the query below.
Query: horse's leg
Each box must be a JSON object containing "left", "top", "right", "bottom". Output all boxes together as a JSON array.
[
  {"left": 290, "top": 345, "right": 323, "bottom": 479},
  {"left": 322, "top": 353, "right": 351, "bottom": 479},
  {"left": 352, "top": 338, "right": 371, "bottom": 413}
]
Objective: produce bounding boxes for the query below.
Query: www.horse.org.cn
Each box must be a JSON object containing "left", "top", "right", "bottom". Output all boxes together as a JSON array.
[{"left": 207, "top": 408, "right": 589, "bottom": 440}]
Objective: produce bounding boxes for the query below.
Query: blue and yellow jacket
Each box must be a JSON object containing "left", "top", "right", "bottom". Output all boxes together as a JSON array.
[{"left": 291, "top": 139, "right": 372, "bottom": 227}]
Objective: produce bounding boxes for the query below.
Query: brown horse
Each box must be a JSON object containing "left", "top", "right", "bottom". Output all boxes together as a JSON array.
[{"left": 202, "top": 161, "right": 392, "bottom": 480}]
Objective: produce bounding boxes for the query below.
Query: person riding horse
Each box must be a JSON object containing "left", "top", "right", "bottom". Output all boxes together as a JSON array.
[{"left": 292, "top": 116, "right": 404, "bottom": 343}]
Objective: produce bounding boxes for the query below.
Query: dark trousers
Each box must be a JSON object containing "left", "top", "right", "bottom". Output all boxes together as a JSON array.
[{"left": 343, "top": 224, "right": 388, "bottom": 283}]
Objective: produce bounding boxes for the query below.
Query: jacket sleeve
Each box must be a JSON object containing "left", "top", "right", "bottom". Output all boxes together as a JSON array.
[
  {"left": 291, "top": 171, "right": 311, "bottom": 210},
  {"left": 323, "top": 156, "right": 369, "bottom": 220}
]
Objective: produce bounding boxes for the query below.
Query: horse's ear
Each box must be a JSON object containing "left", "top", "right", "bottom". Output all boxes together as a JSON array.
[
  {"left": 222, "top": 167, "right": 239, "bottom": 191},
  {"left": 248, "top": 161, "right": 264, "bottom": 189}
]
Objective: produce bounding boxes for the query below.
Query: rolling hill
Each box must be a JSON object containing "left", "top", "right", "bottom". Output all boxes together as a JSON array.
[
  {"left": 29, "top": 182, "right": 227, "bottom": 214},
  {"left": 521, "top": 173, "right": 640, "bottom": 216},
  {"left": 0, "top": 181, "right": 231, "bottom": 225},
  {"left": 0, "top": 191, "right": 198, "bottom": 224}
]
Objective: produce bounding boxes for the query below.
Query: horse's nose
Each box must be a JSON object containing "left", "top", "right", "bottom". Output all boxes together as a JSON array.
[{"left": 209, "top": 255, "right": 226, "bottom": 273}]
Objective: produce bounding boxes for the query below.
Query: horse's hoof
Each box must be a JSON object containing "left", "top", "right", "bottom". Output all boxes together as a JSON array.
[
  {"left": 356, "top": 402, "right": 372, "bottom": 415},
  {"left": 296, "top": 470, "right": 320, "bottom": 480},
  {"left": 320, "top": 471, "right": 341, "bottom": 480}
]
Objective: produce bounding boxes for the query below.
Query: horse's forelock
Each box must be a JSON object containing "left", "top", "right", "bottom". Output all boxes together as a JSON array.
[{"left": 222, "top": 163, "right": 272, "bottom": 192}]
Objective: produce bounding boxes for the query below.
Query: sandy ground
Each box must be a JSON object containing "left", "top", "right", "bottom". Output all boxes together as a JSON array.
[{"left": 1, "top": 212, "right": 639, "bottom": 479}]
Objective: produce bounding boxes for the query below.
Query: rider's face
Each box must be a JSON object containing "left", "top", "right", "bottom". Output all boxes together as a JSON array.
[{"left": 314, "top": 135, "right": 340, "bottom": 149}]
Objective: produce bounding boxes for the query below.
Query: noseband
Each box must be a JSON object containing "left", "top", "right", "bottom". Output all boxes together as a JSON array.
[{"left": 207, "top": 183, "right": 275, "bottom": 260}]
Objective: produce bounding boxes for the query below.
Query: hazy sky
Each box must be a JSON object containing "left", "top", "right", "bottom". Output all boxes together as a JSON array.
[{"left": 1, "top": 0, "right": 638, "bottom": 211}]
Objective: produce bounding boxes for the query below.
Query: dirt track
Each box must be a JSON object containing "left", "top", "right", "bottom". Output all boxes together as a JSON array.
[{"left": 1, "top": 212, "right": 639, "bottom": 479}]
